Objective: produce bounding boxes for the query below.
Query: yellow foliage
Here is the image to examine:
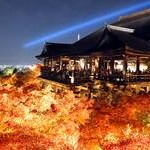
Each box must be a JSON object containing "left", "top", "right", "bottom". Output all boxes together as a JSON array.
[
  {"left": 75, "top": 109, "right": 90, "bottom": 126},
  {"left": 92, "top": 145, "right": 103, "bottom": 150},
  {"left": 0, "top": 124, "right": 13, "bottom": 133}
]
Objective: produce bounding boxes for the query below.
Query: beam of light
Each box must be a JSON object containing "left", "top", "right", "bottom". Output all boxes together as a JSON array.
[{"left": 24, "top": 1, "right": 150, "bottom": 48}]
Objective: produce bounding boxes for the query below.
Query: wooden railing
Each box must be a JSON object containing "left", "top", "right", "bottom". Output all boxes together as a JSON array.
[
  {"left": 40, "top": 66, "right": 150, "bottom": 84},
  {"left": 126, "top": 74, "right": 150, "bottom": 82}
]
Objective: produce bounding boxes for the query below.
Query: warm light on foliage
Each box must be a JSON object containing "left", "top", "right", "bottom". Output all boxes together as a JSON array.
[{"left": 0, "top": 65, "right": 149, "bottom": 149}]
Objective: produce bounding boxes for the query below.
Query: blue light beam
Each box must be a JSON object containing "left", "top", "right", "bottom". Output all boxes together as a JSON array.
[{"left": 24, "top": 1, "right": 150, "bottom": 48}]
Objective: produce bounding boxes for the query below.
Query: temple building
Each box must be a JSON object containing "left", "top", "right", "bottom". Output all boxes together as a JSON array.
[{"left": 36, "top": 9, "right": 150, "bottom": 93}]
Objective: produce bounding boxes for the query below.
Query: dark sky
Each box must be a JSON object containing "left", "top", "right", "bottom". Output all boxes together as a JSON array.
[{"left": 0, "top": 0, "right": 149, "bottom": 65}]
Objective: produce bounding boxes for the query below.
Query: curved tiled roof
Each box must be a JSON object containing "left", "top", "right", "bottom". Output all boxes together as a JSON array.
[{"left": 36, "top": 9, "right": 150, "bottom": 59}]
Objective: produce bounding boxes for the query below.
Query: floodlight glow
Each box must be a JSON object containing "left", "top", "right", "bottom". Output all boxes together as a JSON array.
[{"left": 24, "top": 1, "right": 150, "bottom": 48}]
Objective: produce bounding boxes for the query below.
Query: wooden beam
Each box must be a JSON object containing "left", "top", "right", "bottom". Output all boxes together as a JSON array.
[{"left": 107, "top": 24, "right": 135, "bottom": 33}]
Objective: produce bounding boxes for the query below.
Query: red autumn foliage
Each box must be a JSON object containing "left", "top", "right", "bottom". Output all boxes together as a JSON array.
[{"left": 0, "top": 65, "right": 149, "bottom": 149}]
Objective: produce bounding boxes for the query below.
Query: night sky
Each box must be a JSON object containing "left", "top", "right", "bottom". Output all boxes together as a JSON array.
[{"left": 0, "top": 0, "right": 149, "bottom": 65}]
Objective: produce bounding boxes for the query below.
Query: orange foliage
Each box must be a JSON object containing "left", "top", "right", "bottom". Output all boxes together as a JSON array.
[{"left": 0, "top": 65, "right": 150, "bottom": 149}]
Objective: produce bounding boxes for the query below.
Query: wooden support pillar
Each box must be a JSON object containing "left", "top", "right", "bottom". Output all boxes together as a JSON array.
[
  {"left": 47, "top": 59, "right": 49, "bottom": 66},
  {"left": 50, "top": 58, "right": 52, "bottom": 67},
  {"left": 59, "top": 56, "right": 62, "bottom": 70},
  {"left": 51, "top": 58, "right": 54, "bottom": 68},
  {"left": 148, "top": 57, "right": 150, "bottom": 71},
  {"left": 101, "top": 57, "right": 105, "bottom": 70},
  {"left": 98, "top": 57, "right": 101, "bottom": 70},
  {"left": 136, "top": 57, "right": 140, "bottom": 74},
  {"left": 99, "top": 57, "right": 105, "bottom": 71},
  {"left": 89, "top": 57, "right": 92, "bottom": 72},
  {"left": 50, "top": 59, "right": 52, "bottom": 68},
  {"left": 89, "top": 57, "right": 94, "bottom": 80},
  {"left": 44, "top": 58, "right": 48, "bottom": 67},
  {"left": 84, "top": 57, "right": 88, "bottom": 70},
  {"left": 98, "top": 57, "right": 103, "bottom": 79},
  {"left": 49, "top": 59, "right": 51, "bottom": 66},
  {"left": 104, "top": 58, "right": 108, "bottom": 70},
  {"left": 123, "top": 56, "right": 127, "bottom": 76},
  {"left": 44, "top": 59, "right": 46, "bottom": 66},
  {"left": 110, "top": 57, "right": 114, "bottom": 75}
]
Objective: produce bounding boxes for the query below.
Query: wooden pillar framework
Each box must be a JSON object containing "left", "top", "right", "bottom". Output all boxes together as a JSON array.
[
  {"left": 59, "top": 56, "right": 62, "bottom": 70},
  {"left": 123, "top": 56, "right": 127, "bottom": 76},
  {"left": 110, "top": 57, "right": 114, "bottom": 74},
  {"left": 136, "top": 56, "right": 140, "bottom": 74}
]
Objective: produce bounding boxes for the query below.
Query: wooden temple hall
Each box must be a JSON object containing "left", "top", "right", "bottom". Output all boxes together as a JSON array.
[{"left": 36, "top": 9, "right": 150, "bottom": 90}]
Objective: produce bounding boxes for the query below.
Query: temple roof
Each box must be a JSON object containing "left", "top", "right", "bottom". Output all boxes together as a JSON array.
[
  {"left": 36, "top": 42, "right": 71, "bottom": 58},
  {"left": 117, "top": 9, "right": 150, "bottom": 24},
  {"left": 70, "top": 28, "right": 150, "bottom": 55},
  {"left": 36, "top": 9, "right": 150, "bottom": 59},
  {"left": 113, "top": 10, "right": 150, "bottom": 41}
]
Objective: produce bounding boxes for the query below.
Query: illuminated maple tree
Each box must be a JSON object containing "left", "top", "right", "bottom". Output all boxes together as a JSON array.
[{"left": 0, "top": 65, "right": 149, "bottom": 149}]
